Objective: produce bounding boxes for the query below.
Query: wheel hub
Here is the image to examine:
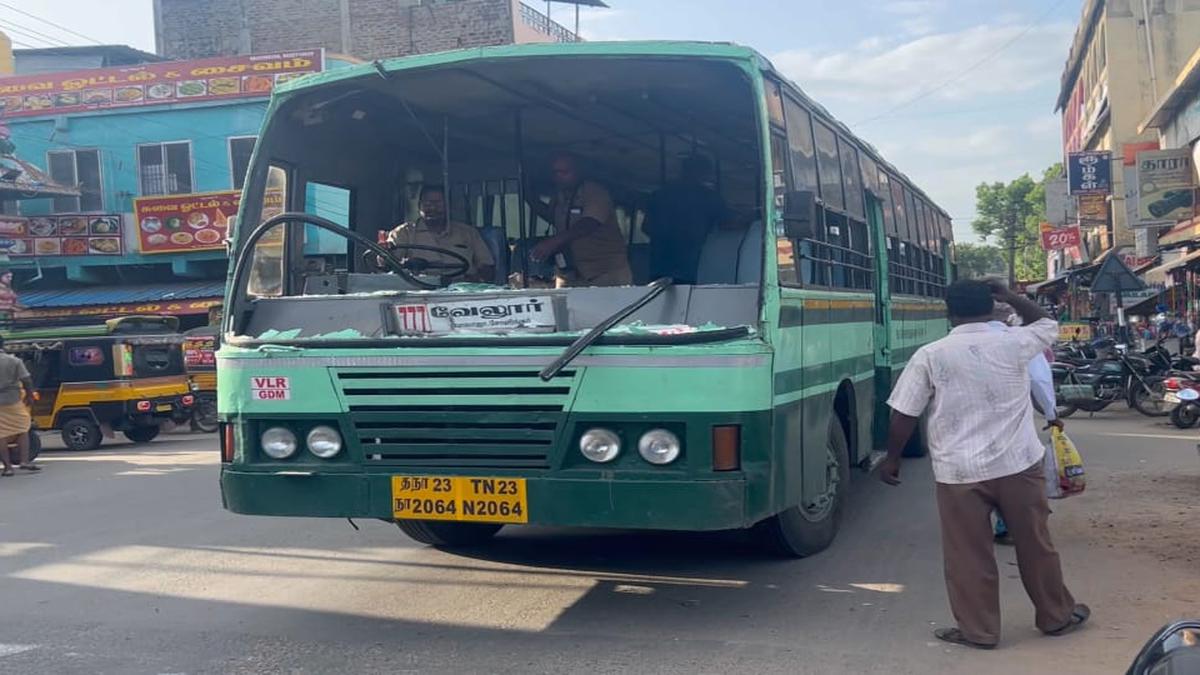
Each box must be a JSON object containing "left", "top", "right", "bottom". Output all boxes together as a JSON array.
[{"left": 801, "top": 444, "right": 840, "bottom": 520}]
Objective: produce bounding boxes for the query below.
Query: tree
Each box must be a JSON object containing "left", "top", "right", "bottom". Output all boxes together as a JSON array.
[
  {"left": 954, "top": 242, "right": 1006, "bottom": 278},
  {"left": 972, "top": 163, "right": 1062, "bottom": 284}
]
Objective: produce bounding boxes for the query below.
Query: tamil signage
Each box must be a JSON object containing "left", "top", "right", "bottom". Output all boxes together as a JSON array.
[
  {"left": 1076, "top": 193, "right": 1108, "bottom": 225},
  {"left": 1068, "top": 151, "right": 1112, "bottom": 195},
  {"left": 0, "top": 214, "right": 123, "bottom": 256},
  {"left": 1040, "top": 222, "right": 1081, "bottom": 251},
  {"left": 0, "top": 50, "right": 323, "bottom": 119},
  {"left": 1136, "top": 148, "right": 1196, "bottom": 225},
  {"left": 133, "top": 191, "right": 237, "bottom": 254},
  {"left": 17, "top": 298, "right": 220, "bottom": 320},
  {"left": 183, "top": 335, "right": 217, "bottom": 370}
]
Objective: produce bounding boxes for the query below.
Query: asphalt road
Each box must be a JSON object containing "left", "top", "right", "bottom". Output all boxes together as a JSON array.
[{"left": 0, "top": 411, "right": 1197, "bottom": 674}]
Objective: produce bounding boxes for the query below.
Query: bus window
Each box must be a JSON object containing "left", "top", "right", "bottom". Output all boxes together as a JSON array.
[
  {"left": 813, "top": 121, "right": 844, "bottom": 212},
  {"left": 838, "top": 138, "right": 865, "bottom": 220},
  {"left": 879, "top": 171, "right": 898, "bottom": 236},
  {"left": 773, "top": 132, "right": 800, "bottom": 287},
  {"left": 783, "top": 98, "right": 818, "bottom": 193},
  {"left": 766, "top": 79, "right": 785, "bottom": 128},
  {"left": 860, "top": 153, "right": 881, "bottom": 204},
  {"left": 247, "top": 165, "right": 287, "bottom": 297},
  {"left": 303, "top": 181, "right": 353, "bottom": 274}
]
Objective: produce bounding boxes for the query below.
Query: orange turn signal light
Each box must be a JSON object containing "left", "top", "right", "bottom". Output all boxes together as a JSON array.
[
  {"left": 712, "top": 425, "right": 740, "bottom": 471},
  {"left": 222, "top": 424, "right": 236, "bottom": 463}
]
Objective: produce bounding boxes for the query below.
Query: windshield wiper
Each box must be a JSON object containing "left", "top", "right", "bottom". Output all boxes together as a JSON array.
[{"left": 539, "top": 277, "right": 673, "bottom": 381}]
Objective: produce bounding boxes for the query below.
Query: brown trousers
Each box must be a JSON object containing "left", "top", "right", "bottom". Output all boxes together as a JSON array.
[{"left": 935, "top": 459, "right": 1076, "bottom": 645}]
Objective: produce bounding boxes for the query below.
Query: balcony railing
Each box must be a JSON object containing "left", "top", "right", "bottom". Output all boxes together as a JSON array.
[{"left": 519, "top": 2, "right": 582, "bottom": 43}]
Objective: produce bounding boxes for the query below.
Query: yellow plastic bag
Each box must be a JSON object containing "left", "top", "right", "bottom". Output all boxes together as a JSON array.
[{"left": 1050, "top": 427, "right": 1085, "bottom": 498}]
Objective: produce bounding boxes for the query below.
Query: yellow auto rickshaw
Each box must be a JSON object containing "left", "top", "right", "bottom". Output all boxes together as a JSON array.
[
  {"left": 182, "top": 326, "right": 218, "bottom": 433},
  {"left": 4, "top": 316, "right": 194, "bottom": 450}
]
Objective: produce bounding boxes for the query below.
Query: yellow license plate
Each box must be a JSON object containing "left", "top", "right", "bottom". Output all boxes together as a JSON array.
[
  {"left": 391, "top": 476, "right": 528, "bottom": 524},
  {"left": 155, "top": 404, "right": 173, "bottom": 412}
]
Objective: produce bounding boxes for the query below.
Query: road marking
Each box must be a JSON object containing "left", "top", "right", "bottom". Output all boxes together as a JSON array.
[
  {"left": 1087, "top": 431, "right": 1198, "bottom": 441},
  {"left": 0, "top": 644, "right": 37, "bottom": 658}
]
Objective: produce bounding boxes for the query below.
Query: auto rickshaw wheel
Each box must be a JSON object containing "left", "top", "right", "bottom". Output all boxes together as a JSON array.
[
  {"left": 123, "top": 426, "right": 161, "bottom": 444},
  {"left": 61, "top": 418, "right": 102, "bottom": 451}
]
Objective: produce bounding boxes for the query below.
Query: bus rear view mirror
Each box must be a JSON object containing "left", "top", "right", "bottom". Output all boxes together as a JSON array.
[{"left": 783, "top": 191, "right": 816, "bottom": 240}]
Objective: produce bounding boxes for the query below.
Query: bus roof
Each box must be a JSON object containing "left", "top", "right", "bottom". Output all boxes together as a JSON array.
[{"left": 275, "top": 40, "right": 951, "bottom": 225}]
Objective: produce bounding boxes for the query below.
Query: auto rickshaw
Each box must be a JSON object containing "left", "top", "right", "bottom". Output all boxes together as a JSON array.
[
  {"left": 4, "top": 315, "right": 194, "bottom": 450},
  {"left": 182, "top": 326, "right": 218, "bottom": 433}
]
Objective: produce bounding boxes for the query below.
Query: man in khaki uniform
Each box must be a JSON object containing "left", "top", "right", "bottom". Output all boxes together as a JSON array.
[
  {"left": 527, "top": 153, "right": 632, "bottom": 287},
  {"left": 385, "top": 186, "right": 495, "bottom": 283}
]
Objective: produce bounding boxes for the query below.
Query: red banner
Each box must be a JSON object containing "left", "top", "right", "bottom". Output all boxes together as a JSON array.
[
  {"left": 1040, "top": 223, "right": 1081, "bottom": 251},
  {"left": 183, "top": 335, "right": 217, "bottom": 369},
  {"left": 133, "top": 191, "right": 238, "bottom": 254},
  {"left": 0, "top": 50, "right": 322, "bottom": 119},
  {"left": 0, "top": 214, "right": 123, "bottom": 256}
]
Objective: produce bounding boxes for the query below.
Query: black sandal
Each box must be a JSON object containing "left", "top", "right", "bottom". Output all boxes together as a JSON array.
[
  {"left": 18, "top": 464, "right": 40, "bottom": 472},
  {"left": 1046, "top": 604, "right": 1091, "bottom": 636},
  {"left": 0, "top": 468, "right": 12, "bottom": 477},
  {"left": 934, "top": 627, "right": 997, "bottom": 650}
]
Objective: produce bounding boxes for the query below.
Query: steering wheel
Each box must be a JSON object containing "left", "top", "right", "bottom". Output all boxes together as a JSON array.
[{"left": 371, "top": 242, "right": 471, "bottom": 283}]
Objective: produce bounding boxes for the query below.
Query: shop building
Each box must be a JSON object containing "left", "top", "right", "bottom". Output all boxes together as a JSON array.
[
  {"left": 1054, "top": 0, "right": 1200, "bottom": 262},
  {"left": 0, "top": 45, "right": 349, "bottom": 327}
]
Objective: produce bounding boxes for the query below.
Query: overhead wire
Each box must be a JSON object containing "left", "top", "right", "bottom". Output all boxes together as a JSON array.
[
  {"left": 851, "top": 0, "right": 1071, "bottom": 129},
  {"left": 0, "top": 17, "right": 71, "bottom": 47},
  {"left": 0, "top": 1, "right": 105, "bottom": 45}
]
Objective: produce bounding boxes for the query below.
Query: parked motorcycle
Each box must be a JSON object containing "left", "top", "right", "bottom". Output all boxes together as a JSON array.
[
  {"left": 1165, "top": 376, "right": 1200, "bottom": 429},
  {"left": 1125, "top": 619, "right": 1200, "bottom": 675},
  {"left": 1052, "top": 343, "right": 1170, "bottom": 418},
  {"left": 189, "top": 394, "right": 218, "bottom": 434}
]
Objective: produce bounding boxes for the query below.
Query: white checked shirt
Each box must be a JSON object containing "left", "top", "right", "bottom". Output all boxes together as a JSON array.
[
  {"left": 888, "top": 318, "right": 1058, "bottom": 484},
  {"left": 987, "top": 321, "right": 1058, "bottom": 423}
]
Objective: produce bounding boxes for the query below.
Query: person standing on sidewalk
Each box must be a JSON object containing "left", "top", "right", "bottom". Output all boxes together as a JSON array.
[
  {"left": 988, "top": 303, "right": 1063, "bottom": 545},
  {"left": 0, "top": 336, "right": 38, "bottom": 477},
  {"left": 879, "top": 280, "right": 1088, "bottom": 649}
]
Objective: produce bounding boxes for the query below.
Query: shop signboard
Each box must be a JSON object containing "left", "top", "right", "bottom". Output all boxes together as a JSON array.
[
  {"left": 1040, "top": 222, "right": 1081, "bottom": 251},
  {"left": 1068, "top": 151, "right": 1112, "bottom": 195},
  {"left": 0, "top": 214, "right": 123, "bottom": 256},
  {"left": 1058, "top": 322, "right": 1093, "bottom": 342},
  {"left": 134, "top": 191, "right": 238, "bottom": 254},
  {"left": 1076, "top": 193, "right": 1108, "bottom": 226},
  {"left": 1044, "top": 176, "right": 1074, "bottom": 226},
  {"left": 183, "top": 335, "right": 217, "bottom": 369},
  {"left": 0, "top": 50, "right": 323, "bottom": 119},
  {"left": 1136, "top": 148, "right": 1196, "bottom": 225},
  {"left": 17, "top": 298, "right": 221, "bottom": 320}
]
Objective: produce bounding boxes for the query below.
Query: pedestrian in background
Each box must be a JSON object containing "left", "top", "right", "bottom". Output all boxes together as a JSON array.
[
  {"left": 879, "top": 279, "right": 1089, "bottom": 649},
  {"left": 0, "top": 336, "right": 38, "bottom": 477}
]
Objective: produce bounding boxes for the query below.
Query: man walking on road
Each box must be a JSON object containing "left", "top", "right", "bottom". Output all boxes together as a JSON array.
[
  {"left": 0, "top": 336, "right": 38, "bottom": 477},
  {"left": 879, "top": 280, "right": 1088, "bottom": 649}
]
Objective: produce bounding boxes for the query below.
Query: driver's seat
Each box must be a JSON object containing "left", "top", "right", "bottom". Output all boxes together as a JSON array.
[{"left": 478, "top": 226, "right": 509, "bottom": 284}]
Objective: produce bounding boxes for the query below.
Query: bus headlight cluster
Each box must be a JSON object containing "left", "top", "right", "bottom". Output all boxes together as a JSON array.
[
  {"left": 637, "top": 429, "right": 681, "bottom": 465},
  {"left": 261, "top": 427, "right": 298, "bottom": 459},
  {"left": 579, "top": 427, "right": 681, "bottom": 465},
  {"left": 306, "top": 425, "right": 343, "bottom": 458},
  {"left": 579, "top": 428, "right": 621, "bottom": 463}
]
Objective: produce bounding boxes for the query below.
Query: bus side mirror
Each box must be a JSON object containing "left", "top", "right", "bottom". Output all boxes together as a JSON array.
[{"left": 783, "top": 191, "right": 816, "bottom": 240}]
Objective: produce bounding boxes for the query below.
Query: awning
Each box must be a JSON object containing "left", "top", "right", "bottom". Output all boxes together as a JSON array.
[
  {"left": 1141, "top": 249, "right": 1200, "bottom": 286},
  {"left": 0, "top": 154, "right": 79, "bottom": 201},
  {"left": 15, "top": 280, "right": 225, "bottom": 320},
  {"left": 1158, "top": 217, "right": 1200, "bottom": 248},
  {"left": 1026, "top": 276, "right": 1068, "bottom": 295}
]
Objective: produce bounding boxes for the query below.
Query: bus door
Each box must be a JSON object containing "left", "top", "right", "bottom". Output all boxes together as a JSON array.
[{"left": 867, "top": 192, "right": 894, "bottom": 449}]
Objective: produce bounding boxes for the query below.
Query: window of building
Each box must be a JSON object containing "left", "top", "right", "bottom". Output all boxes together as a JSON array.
[
  {"left": 783, "top": 98, "right": 818, "bottom": 193},
  {"left": 813, "top": 120, "right": 844, "bottom": 211},
  {"left": 46, "top": 149, "right": 103, "bottom": 213},
  {"left": 229, "top": 137, "right": 256, "bottom": 190},
  {"left": 138, "top": 141, "right": 193, "bottom": 196}
]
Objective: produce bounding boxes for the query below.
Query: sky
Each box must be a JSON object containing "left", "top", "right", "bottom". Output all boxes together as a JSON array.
[{"left": 4, "top": 0, "right": 1085, "bottom": 243}]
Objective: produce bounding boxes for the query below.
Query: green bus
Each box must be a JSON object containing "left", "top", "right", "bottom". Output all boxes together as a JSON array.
[{"left": 218, "top": 41, "right": 953, "bottom": 557}]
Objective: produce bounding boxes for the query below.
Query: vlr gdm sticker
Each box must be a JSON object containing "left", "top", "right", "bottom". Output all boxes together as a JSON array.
[{"left": 251, "top": 376, "right": 290, "bottom": 400}]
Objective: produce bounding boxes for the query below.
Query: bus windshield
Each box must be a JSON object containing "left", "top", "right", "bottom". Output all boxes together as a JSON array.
[{"left": 227, "top": 53, "right": 765, "bottom": 344}]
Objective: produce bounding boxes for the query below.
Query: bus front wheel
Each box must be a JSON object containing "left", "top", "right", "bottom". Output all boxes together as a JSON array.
[
  {"left": 395, "top": 520, "right": 503, "bottom": 548},
  {"left": 755, "top": 417, "right": 850, "bottom": 558}
]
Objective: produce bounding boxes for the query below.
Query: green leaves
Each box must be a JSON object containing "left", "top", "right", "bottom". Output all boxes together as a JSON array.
[{"left": 971, "top": 163, "right": 1062, "bottom": 282}]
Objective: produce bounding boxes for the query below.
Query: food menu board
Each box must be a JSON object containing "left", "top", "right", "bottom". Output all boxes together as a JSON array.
[
  {"left": 0, "top": 214, "right": 123, "bottom": 257},
  {"left": 133, "top": 191, "right": 237, "bottom": 254},
  {"left": 0, "top": 49, "right": 323, "bottom": 119}
]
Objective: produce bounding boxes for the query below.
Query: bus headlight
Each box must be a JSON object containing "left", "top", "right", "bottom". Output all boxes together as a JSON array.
[
  {"left": 306, "top": 425, "right": 343, "bottom": 459},
  {"left": 261, "top": 427, "right": 298, "bottom": 459},
  {"left": 579, "top": 428, "right": 620, "bottom": 463},
  {"left": 638, "top": 429, "right": 681, "bottom": 465}
]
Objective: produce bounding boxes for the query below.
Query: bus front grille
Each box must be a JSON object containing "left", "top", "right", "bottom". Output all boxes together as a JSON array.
[{"left": 334, "top": 369, "right": 575, "bottom": 469}]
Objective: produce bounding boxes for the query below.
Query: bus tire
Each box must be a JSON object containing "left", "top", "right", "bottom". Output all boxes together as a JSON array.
[
  {"left": 124, "top": 426, "right": 161, "bottom": 444},
  {"left": 61, "top": 418, "right": 102, "bottom": 451},
  {"left": 755, "top": 417, "right": 849, "bottom": 558},
  {"left": 901, "top": 422, "right": 928, "bottom": 458},
  {"left": 395, "top": 520, "right": 503, "bottom": 547}
]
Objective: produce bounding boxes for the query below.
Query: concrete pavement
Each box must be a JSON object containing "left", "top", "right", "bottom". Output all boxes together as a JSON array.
[{"left": 0, "top": 411, "right": 1196, "bottom": 674}]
